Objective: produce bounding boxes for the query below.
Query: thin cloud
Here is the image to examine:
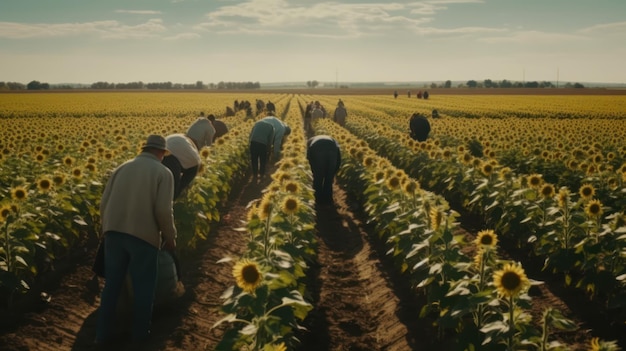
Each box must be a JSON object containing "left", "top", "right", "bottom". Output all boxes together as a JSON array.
[
  {"left": 115, "top": 10, "right": 163, "bottom": 15},
  {"left": 198, "top": 0, "right": 483, "bottom": 39},
  {"left": 164, "top": 32, "right": 201, "bottom": 40},
  {"left": 479, "top": 30, "right": 586, "bottom": 44},
  {"left": 578, "top": 21, "right": 626, "bottom": 35},
  {"left": 0, "top": 19, "right": 167, "bottom": 40}
]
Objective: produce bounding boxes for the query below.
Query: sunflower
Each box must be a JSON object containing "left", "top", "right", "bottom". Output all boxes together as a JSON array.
[
  {"left": 498, "top": 167, "right": 512, "bottom": 181},
  {"left": 585, "top": 199, "right": 603, "bottom": 218},
  {"left": 37, "top": 177, "right": 53, "bottom": 192},
  {"left": 474, "top": 229, "right": 498, "bottom": 249},
  {"left": 578, "top": 184, "right": 595, "bottom": 201},
  {"left": 386, "top": 176, "right": 401, "bottom": 190},
  {"left": 480, "top": 162, "right": 494, "bottom": 177},
  {"left": 71, "top": 167, "right": 83, "bottom": 180},
  {"left": 429, "top": 208, "right": 442, "bottom": 231},
  {"left": 540, "top": 183, "right": 555, "bottom": 199},
  {"left": 49, "top": 172, "right": 64, "bottom": 186},
  {"left": 34, "top": 153, "right": 45, "bottom": 163},
  {"left": 363, "top": 156, "right": 375, "bottom": 167},
  {"left": 0, "top": 205, "right": 11, "bottom": 223},
  {"left": 588, "top": 337, "right": 620, "bottom": 351},
  {"left": 232, "top": 259, "right": 263, "bottom": 293},
  {"left": 527, "top": 174, "right": 543, "bottom": 189},
  {"left": 200, "top": 148, "right": 211, "bottom": 158},
  {"left": 63, "top": 156, "right": 76, "bottom": 167},
  {"left": 374, "top": 171, "right": 385, "bottom": 182},
  {"left": 281, "top": 196, "right": 300, "bottom": 215},
  {"left": 493, "top": 262, "right": 530, "bottom": 298},
  {"left": 403, "top": 180, "right": 419, "bottom": 195},
  {"left": 557, "top": 188, "right": 570, "bottom": 208},
  {"left": 258, "top": 194, "right": 274, "bottom": 220},
  {"left": 11, "top": 186, "right": 27, "bottom": 201},
  {"left": 284, "top": 181, "right": 300, "bottom": 194}
]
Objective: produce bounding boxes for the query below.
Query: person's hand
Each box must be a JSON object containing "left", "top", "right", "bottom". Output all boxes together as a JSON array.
[{"left": 163, "top": 238, "right": 176, "bottom": 252}]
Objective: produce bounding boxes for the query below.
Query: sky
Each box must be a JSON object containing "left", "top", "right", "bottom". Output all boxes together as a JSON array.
[{"left": 1, "top": 0, "right": 625, "bottom": 85}]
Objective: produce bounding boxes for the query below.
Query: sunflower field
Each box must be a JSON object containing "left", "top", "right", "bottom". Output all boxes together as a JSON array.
[{"left": 1, "top": 91, "right": 625, "bottom": 350}]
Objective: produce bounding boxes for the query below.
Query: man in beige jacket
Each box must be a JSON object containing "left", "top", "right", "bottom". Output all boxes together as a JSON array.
[{"left": 96, "top": 134, "right": 177, "bottom": 346}]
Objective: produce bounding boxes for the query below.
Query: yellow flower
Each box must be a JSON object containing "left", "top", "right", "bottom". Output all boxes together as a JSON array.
[
  {"left": 232, "top": 259, "right": 263, "bottom": 293},
  {"left": 527, "top": 174, "right": 543, "bottom": 189},
  {"left": 589, "top": 337, "right": 621, "bottom": 351},
  {"left": 493, "top": 262, "right": 530, "bottom": 298},
  {"left": 52, "top": 173, "right": 66, "bottom": 186},
  {"left": 63, "top": 156, "right": 75, "bottom": 167},
  {"left": 281, "top": 196, "right": 300, "bottom": 215},
  {"left": 579, "top": 184, "right": 595, "bottom": 201},
  {"left": 540, "top": 183, "right": 555, "bottom": 199},
  {"left": 37, "top": 177, "right": 53, "bottom": 193},
  {"left": 258, "top": 194, "right": 274, "bottom": 220},
  {"left": 386, "top": 176, "right": 401, "bottom": 190},
  {"left": 71, "top": 167, "right": 83, "bottom": 179},
  {"left": 585, "top": 199, "right": 603, "bottom": 218},
  {"left": 475, "top": 229, "right": 498, "bottom": 249},
  {"left": 480, "top": 162, "right": 494, "bottom": 176},
  {"left": 11, "top": 186, "right": 28, "bottom": 201},
  {"left": 403, "top": 180, "right": 419, "bottom": 195},
  {"left": 429, "top": 208, "right": 442, "bottom": 231},
  {"left": 0, "top": 205, "right": 11, "bottom": 223},
  {"left": 283, "top": 181, "right": 300, "bottom": 194},
  {"left": 498, "top": 167, "right": 512, "bottom": 181}
]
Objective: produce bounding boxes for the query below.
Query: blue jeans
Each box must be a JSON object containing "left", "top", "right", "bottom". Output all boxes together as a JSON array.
[{"left": 96, "top": 231, "right": 159, "bottom": 343}]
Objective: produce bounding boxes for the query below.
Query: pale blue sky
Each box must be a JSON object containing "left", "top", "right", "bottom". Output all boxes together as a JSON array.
[{"left": 1, "top": 0, "right": 624, "bottom": 85}]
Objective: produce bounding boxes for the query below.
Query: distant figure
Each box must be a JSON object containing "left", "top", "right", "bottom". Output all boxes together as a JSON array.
[
  {"left": 307, "top": 135, "right": 341, "bottom": 206},
  {"left": 304, "top": 103, "right": 314, "bottom": 133},
  {"left": 333, "top": 100, "right": 348, "bottom": 127},
  {"left": 311, "top": 102, "right": 324, "bottom": 119},
  {"left": 394, "top": 90, "right": 398, "bottom": 99},
  {"left": 255, "top": 99, "right": 265, "bottom": 116},
  {"left": 207, "top": 114, "right": 228, "bottom": 141},
  {"left": 417, "top": 91, "right": 422, "bottom": 99},
  {"left": 431, "top": 109, "right": 439, "bottom": 118},
  {"left": 409, "top": 113, "right": 431, "bottom": 142},
  {"left": 423, "top": 91, "right": 429, "bottom": 100},
  {"left": 225, "top": 106, "right": 235, "bottom": 116},
  {"left": 248, "top": 120, "right": 275, "bottom": 178},
  {"left": 266, "top": 100, "right": 276, "bottom": 114},
  {"left": 407, "top": 90, "right": 411, "bottom": 98}
]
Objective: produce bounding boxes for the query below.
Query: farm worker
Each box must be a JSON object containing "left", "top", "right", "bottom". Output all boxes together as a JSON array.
[
  {"left": 307, "top": 135, "right": 342, "bottom": 206},
  {"left": 186, "top": 112, "right": 216, "bottom": 149},
  {"left": 261, "top": 111, "right": 291, "bottom": 159},
  {"left": 162, "top": 134, "right": 201, "bottom": 200},
  {"left": 304, "top": 102, "right": 314, "bottom": 133},
  {"left": 409, "top": 113, "right": 431, "bottom": 142},
  {"left": 266, "top": 100, "right": 276, "bottom": 114},
  {"left": 432, "top": 109, "right": 440, "bottom": 118},
  {"left": 207, "top": 114, "right": 229, "bottom": 142},
  {"left": 96, "top": 134, "right": 177, "bottom": 345},
  {"left": 249, "top": 119, "right": 275, "bottom": 178},
  {"left": 333, "top": 99, "right": 348, "bottom": 127}
]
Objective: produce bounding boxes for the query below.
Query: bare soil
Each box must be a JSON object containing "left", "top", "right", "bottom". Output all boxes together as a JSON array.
[{"left": 0, "top": 168, "right": 623, "bottom": 351}]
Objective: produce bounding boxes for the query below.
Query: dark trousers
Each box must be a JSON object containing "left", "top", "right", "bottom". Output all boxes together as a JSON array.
[
  {"left": 250, "top": 141, "right": 269, "bottom": 176},
  {"left": 309, "top": 145, "right": 339, "bottom": 205}
]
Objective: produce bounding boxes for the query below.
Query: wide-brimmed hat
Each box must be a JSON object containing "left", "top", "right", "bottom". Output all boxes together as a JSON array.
[{"left": 142, "top": 134, "right": 168, "bottom": 151}]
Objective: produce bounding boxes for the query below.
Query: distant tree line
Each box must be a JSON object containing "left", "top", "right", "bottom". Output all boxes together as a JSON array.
[
  {"left": 0, "top": 79, "right": 586, "bottom": 91},
  {"left": 0, "top": 80, "right": 261, "bottom": 90}
]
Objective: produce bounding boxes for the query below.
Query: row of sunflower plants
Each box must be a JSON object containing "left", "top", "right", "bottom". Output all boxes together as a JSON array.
[
  {"left": 311, "top": 117, "right": 595, "bottom": 350},
  {"left": 213, "top": 101, "right": 316, "bottom": 351},
  {"left": 0, "top": 105, "right": 249, "bottom": 310},
  {"left": 341, "top": 113, "right": 626, "bottom": 332}
]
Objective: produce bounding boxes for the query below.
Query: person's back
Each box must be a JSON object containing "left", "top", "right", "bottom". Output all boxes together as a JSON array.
[
  {"left": 311, "top": 107, "right": 324, "bottom": 119},
  {"left": 333, "top": 105, "right": 347, "bottom": 126},
  {"left": 307, "top": 135, "right": 341, "bottom": 205},
  {"left": 409, "top": 114, "right": 431, "bottom": 142},
  {"left": 186, "top": 117, "right": 215, "bottom": 149},
  {"left": 249, "top": 120, "right": 274, "bottom": 145}
]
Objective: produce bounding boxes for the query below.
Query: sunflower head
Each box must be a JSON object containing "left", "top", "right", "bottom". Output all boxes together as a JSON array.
[
  {"left": 403, "top": 180, "right": 419, "bottom": 195},
  {"left": 579, "top": 184, "right": 595, "bottom": 201},
  {"left": 283, "top": 181, "right": 300, "bottom": 194},
  {"left": 37, "top": 177, "right": 53, "bottom": 193},
  {"left": 429, "top": 208, "right": 442, "bottom": 231},
  {"left": 0, "top": 205, "right": 12, "bottom": 223},
  {"left": 585, "top": 199, "right": 603, "bottom": 219},
  {"left": 498, "top": 167, "right": 512, "bottom": 181},
  {"left": 481, "top": 162, "right": 494, "bottom": 176},
  {"left": 493, "top": 262, "right": 530, "bottom": 298},
  {"left": 540, "top": 183, "right": 555, "bottom": 199},
  {"left": 281, "top": 196, "right": 300, "bottom": 215},
  {"left": 475, "top": 229, "right": 498, "bottom": 249},
  {"left": 258, "top": 193, "right": 274, "bottom": 220},
  {"left": 232, "top": 259, "right": 263, "bottom": 293},
  {"left": 11, "top": 186, "right": 28, "bottom": 201},
  {"left": 386, "top": 176, "right": 401, "bottom": 191},
  {"left": 527, "top": 174, "right": 543, "bottom": 189},
  {"left": 557, "top": 188, "right": 570, "bottom": 208}
]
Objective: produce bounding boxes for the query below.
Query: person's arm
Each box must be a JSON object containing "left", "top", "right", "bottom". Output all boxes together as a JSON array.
[{"left": 155, "top": 169, "right": 177, "bottom": 251}]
